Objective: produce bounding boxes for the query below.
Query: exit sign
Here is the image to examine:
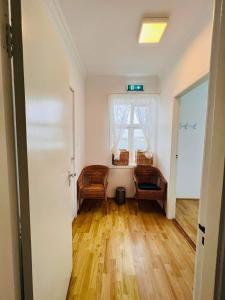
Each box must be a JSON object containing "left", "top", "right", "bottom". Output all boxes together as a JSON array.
[{"left": 127, "top": 84, "right": 144, "bottom": 92}]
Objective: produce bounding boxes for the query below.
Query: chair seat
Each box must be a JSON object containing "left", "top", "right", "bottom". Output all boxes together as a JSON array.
[
  {"left": 133, "top": 166, "right": 167, "bottom": 210},
  {"left": 138, "top": 183, "right": 160, "bottom": 190},
  {"left": 83, "top": 183, "right": 104, "bottom": 191},
  {"left": 81, "top": 184, "right": 105, "bottom": 198}
]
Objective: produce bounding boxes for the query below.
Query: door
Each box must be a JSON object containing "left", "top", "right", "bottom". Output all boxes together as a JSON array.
[
  {"left": 194, "top": 0, "right": 225, "bottom": 298},
  {"left": 69, "top": 87, "right": 77, "bottom": 218},
  {"left": 10, "top": 0, "right": 73, "bottom": 299}
]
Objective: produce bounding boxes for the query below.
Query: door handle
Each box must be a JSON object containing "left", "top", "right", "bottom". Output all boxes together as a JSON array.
[{"left": 68, "top": 172, "right": 76, "bottom": 186}]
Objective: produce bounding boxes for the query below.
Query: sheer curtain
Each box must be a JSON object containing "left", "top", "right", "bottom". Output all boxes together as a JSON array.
[
  {"left": 135, "top": 95, "right": 157, "bottom": 154},
  {"left": 109, "top": 93, "right": 158, "bottom": 158},
  {"left": 109, "top": 97, "right": 130, "bottom": 150}
]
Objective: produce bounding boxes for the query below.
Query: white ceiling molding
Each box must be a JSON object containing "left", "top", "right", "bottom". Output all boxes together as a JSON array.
[{"left": 44, "top": 0, "right": 87, "bottom": 78}]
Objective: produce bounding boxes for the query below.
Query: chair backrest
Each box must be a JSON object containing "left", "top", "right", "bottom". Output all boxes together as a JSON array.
[
  {"left": 83, "top": 165, "right": 109, "bottom": 184},
  {"left": 134, "top": 165, "right": 160, "bottom": 184}
]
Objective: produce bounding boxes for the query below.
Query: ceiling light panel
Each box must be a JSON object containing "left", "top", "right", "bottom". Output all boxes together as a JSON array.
[{"left": 139, "top": 17, "right": 168, "bottom": 44}]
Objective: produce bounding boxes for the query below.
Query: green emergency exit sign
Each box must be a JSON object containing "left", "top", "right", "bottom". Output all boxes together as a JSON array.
[{"left": 127, "top": 84, "right": 144, "bottom": 92}]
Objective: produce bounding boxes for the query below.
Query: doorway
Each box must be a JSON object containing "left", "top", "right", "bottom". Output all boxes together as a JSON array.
[{"left": 175, "top": 79, "right": 209, "bottom": 246}]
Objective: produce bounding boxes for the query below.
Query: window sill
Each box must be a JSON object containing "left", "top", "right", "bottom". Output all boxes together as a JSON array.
[{"left": 109, "top": 163, "right": 136, "bottom": 169}]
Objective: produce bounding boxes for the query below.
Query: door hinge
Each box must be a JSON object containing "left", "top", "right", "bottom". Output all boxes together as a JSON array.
[
  {"left": 199, "top": 224, "right": 206, "bottom": 246},
  {"left": 198, "top": 223, "right": 206, "bottom": 234},
  {"left": 19, "top": 219, "right": 22, "bottom": 239},
  {"left": 5, "top": 24, "right": 13, "bottom": 58}
]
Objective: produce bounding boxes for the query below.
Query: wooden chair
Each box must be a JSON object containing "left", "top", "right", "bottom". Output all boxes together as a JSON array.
[
  {"left": 133, "top": 165, "right": 167, "bottom": 213},
  {"left": 77, "top": 165, "right": 109, "bottom": 214}
]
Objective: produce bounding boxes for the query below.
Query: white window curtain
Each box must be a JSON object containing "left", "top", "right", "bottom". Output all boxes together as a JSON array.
[{"left": 109, "top": 94, "right": 158, "bottom": 161}]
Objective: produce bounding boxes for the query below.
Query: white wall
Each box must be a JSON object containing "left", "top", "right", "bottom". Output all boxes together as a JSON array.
[
  {"left": 157, "top": 21, "right": 213, "bottom": 218},
  {"left": 176, "top": 80, "right": 208, "bottom": 198},
  {"left": 86, "top": 75, "right": 160, "bottom": 197}
]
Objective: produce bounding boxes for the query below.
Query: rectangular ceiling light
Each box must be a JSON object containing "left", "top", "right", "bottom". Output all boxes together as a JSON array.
[{"left": 139, "top": 17, "right": 168, "bottom": 44}]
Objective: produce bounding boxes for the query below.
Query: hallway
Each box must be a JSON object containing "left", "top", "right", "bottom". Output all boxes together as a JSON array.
[
  {"left": 3, "top": 0, "right": 225, "bottom": 299},
  {"left": 67, "top": 200, "right": 195, "bottom": 299}
]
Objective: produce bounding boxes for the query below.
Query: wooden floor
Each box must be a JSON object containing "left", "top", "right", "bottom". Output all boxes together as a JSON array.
[
  {"left": 67, "top": 199, "right": 195, "bottom": 300},
  {"left": 176, "top": 199, "right": 199, "bottom": 245}
]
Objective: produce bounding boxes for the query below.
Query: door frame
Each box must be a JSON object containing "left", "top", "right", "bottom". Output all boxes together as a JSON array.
[
  {"left": 10, "top": 0, "right": 33, "bottom": 299},
  {"left": 0, "top": 0, "right": 22, "bottom": 298},
  {"left": 69, "top": 86, "right": 77, "bottom": 217},
  {"left": 170, "top": 74, "right": 209, "bottom": 221},
  {"left": 69, "top": 86, "right": 75, "bottom": 164},
  {"left": 214, "top": 165, "right": 225, "bottom": 299}
]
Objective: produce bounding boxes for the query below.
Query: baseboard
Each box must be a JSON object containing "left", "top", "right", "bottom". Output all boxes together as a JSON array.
[
  {"left": 176, "top": 198, "right": 199, "bottom": 201},
  {"left": 72, "top": 215, "right": 76, "bottom": 227},
  {"left": 66, "top": 271, "right": 73, "bottom": 300},
  {"left": 173, "top": 219, "right": 196, "bottom": 251},
  {"left": 107, "top": 197, "right": 134, "bottom": 200}
]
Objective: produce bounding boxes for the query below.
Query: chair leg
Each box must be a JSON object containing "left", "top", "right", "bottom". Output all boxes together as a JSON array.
[
  {"left": 135, "top": 196, "right": 139, "bottom": 215},
  {"left": 162, "top": 200, "right": 166, "bottom": 215},
  {"left": 138, "top": 198, "right": 140, "bottom": 213},
  {"left": 77, "top": 195, "right": 81, "bottom": 214},
  {"left": 104, "top": 196, "right": 108, "bottom": 215}
]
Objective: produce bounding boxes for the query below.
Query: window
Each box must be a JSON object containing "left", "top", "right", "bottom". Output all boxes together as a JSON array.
[{"left": 109, "top": 94, "right": 157, "bottom": 163}]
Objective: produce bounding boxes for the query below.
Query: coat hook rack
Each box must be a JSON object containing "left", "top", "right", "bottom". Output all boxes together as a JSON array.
[{"left": 179, "top": 122, "right": 197, "bottom": 130}]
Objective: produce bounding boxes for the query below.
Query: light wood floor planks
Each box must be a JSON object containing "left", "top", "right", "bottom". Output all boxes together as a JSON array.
[
  {"left": 67, "top": 199, "right": 195, "bottom": 300},
  {"left": 176, "top": 199, "right": 199, "bottom": 245}
]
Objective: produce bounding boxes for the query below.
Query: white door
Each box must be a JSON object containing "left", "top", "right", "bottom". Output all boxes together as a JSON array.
[
  {"left": 194, "top": 0, "right": 225, "bottom": 298},
  {"left": 12, "top": 0, "right": 73, "bottom": 299}
]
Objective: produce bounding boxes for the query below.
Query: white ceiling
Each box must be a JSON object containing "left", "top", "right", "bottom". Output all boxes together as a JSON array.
[{"left": 59, "top": 0, "right": 213, "bottom": 77}]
